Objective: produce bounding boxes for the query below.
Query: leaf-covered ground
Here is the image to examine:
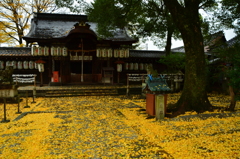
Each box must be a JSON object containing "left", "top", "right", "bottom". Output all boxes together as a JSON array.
[{"left": 0, "top": 93, "right": 240, "bottom": 158}]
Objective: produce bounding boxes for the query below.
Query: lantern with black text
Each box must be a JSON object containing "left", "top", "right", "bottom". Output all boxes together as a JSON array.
[
  {"left": 12, "top": 61, "right": 17, "bottom": 69},
  {"left": 134, "top": 63, "right": 139, "bottom": 70},
  {"left": 38, "top": 63, "right": 44, "bottom": 72},
  {"left": 129, "top": 63, "right": 133, "bottom": 70},
  {"left": 31, "top": 46, "right": 38, "bottom": 56},
  {"left": 17, "top": 61, "right": 23, "bottom": 69},
  {"left": 0, "top": 61, "right": 4, "bottom": 70},
  {"left": 6, "top": 61, "right": 11, "bottom": 67},
  {"left": 102, "top": 48, "right": 107, "bottom": 57},
  {"left": 96, "top": 48, "right": 101, "bottom": 57},
  {"left": 57, "top": 47, "right": 61, "bottom": 56},
  {"left": 29, "top": 61, "right": 34, "bottom": 69},
  {"left": 117, "top": 64, "right": 122, "bottom": 72},
  {"left": 114, "top": 49, "right": 119, "bottom": 58},
  {"left": 38, "top": 46, "right": 43, "bottom": 56},
  {"left": 23, "top": 61, "right": 29, "bottom": 69},
  {"left": 44, "top": 46, "right": 49, "bottom": 56},
  {"left": 51, "top": 46, "right": 57, "bottom": 56},
  {"left": 35, "top": 62, "right": 38, "bottom": 69},
  {"left": 107, "top": 49, "right": 112, "bottom": 57},
  {"left": 125, "top": 63, "right": 129, "bottom": 70},
  {"left": 119, "top": 49, "right": 124, "bottom": 58},
  {"left": 124, "top": 48, "right": 129, "bottom": 58},
  {"left": 62, "top": 47, "right": 68, "bottom": 56}
]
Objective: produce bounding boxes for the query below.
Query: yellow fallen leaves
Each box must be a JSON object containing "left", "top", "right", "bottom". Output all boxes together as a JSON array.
[{"left": 0, "top": 93, "right": 239, "bottom": 158}]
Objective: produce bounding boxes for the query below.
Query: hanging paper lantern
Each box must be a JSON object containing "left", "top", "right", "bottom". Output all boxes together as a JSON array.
[
  {"left": 38, "top": 63, "right": 44, "bottom": 72},
  {"left": 31, "top": 46, "right": 38, "bottom": 56},
  {"left": 125, "top": 63, "right": 129, "bottom": 70},
  {"left": 17, "top": 61, "right": 23, "bottom": 69},
  {"left": 114, "top": 49, "right": 119, "bottom": 58},
  {"left": 44, "top": 46, "right": 49, "bottom": 56},
  {"left": 84, "top": 56, "right": 89, "bottom": 60},
  {"left": 29, "top": 61, "right": 34, "bottom": 69},
  {"left": 129, "top": 63, "right": 133, "bottom": 70},
  {"left": 38, "top": 46, "right": 43, "bottom": 56},
  {"left": 12, "top": 61, "right": 17, "bottom": 69},
  {"left": 96, "top": 48, "right": 101, "bottom": 57},
  {"left": 62, "top": 47, "right": 68, "bottom": 56},
  {"left": 0, "top": 61, "right": 4, "bottom": 70},
  {"left": 124, "top": 48, "right": 129, "bottom": 58},
  {"left": 74, "top": 52, "right": 78, "bottom": 60},
  {"left": 139, "top": 63, "right": 144, "bottom": 70},
  {"left": 134, "top": 63, "right": 139, "bottom": 70},
  {"left": 51, "top": 46, "right": 57, "bottom": 56},
  {"left": 117, "top": 64, "right": 122, "bottom": 72},
  {"left": 101, "top": 48, "right": 107, "bottom": 57},
  {"left": 35, "top": 62, "right": 38, "bottom": 69},
  {"left": 23, "top": 61, "right": 29, "bottom": 69},
  {"left": 107, "top": 49, "right": 112, "bottom": 57},
  {"left": 144, "top": 63, "right": 148, "bottom": 70},
  {"left": 119, "top": 49, "right": 124, "bottom": 58},
  {"left": 6, "top": 61, "right": 11, "bottom": 67},
  {"left": 57, "top": 47, "right": 61, "bottom": 56},
  {"left": 79, "top": 55, "right": 82, "bottom": 60}
]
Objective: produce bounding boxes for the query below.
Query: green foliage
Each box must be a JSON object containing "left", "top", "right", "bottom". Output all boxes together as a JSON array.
[
  {"left": 85, "top": 0, "right": 182, "bottom": 52},
  {"left": 158, "top": 53, "right": 185, "bottom": 73},
  {"left": 218, "top": 36, "right": 240, "bottom": 98},
  {"left": 146, "top": 64, "right": 158, "bottom": 77},
  {"left": 214, "top": 0, "right": 240, "bottom": 32}
]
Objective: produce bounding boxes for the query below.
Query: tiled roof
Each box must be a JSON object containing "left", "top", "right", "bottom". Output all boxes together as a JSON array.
[
  {"left": 226, "top": 36, "right": 239, "bottom": 47},
  {"left": 129, "top": 50, "right": 165, "bottom": 58},
  {"left": 143, "top": 77, "right": 171, "bottom": 92},
  {"left": 23, "top": 12, "right": 136, "bottom": 42},
  {"left": 171, "top": 46, "right": 185, "bottom": 53},
  {"left": 0, "top": 47, "right": 31, "bottom": 56},
  {"left": 0, "top": 47, "right": 166, "bottom": 58}
]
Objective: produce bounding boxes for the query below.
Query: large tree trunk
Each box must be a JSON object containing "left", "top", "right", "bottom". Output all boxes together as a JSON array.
[{"left": 163, "top": 0, "right": 212, "bottom": 115}]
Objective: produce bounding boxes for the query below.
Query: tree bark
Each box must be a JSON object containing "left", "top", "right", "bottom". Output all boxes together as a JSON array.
[
  {"left": 165, "top": 27, "right": 173, "bottom": 56},
  {"left": 163, "top": 0, "right": 212, "bottom": 115},
  {"left": 227, "top": 85, "right": 236, "bottom": 111}
]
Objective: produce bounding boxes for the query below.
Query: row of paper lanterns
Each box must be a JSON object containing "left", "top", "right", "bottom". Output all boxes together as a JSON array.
[
  {"left": 70, "top": 53, "right": 93, "bottom": 61},
  {"left": 31, "top": 46, "right": 68, "bottom": 56},
  {"left": 117, "top": 63, "right": 153, "bottom": 72},
  {"left": 96, "top": 48, "right": 129, "bottom": 58},
  {"left": 124, "top": 63, "right": 152, "bottom": 70},
  {"left": 0, "top": 61, "right": 39, "bottom": 70}
]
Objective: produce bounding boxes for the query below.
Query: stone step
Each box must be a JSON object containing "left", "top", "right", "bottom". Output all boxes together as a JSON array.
[{"left": 45, "top": 89, "right": 118, "bottom": 97}]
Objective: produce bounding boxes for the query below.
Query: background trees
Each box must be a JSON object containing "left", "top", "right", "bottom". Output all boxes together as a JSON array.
[{"left": 0, "top": 0, "right": 59, "bottom": 46}]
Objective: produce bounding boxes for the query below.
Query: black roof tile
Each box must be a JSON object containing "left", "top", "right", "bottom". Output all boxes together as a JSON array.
[
  {"left": 129, "top": 50, "right": 165, "bottom": 58},
  {"left": 0, "top": 47, "right": 31, "bottom": 56}
]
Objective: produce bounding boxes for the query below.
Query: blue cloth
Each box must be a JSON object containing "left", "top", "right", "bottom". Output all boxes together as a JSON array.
[{"left": 147, "top": 74, "right": 153, "bottom": 81}]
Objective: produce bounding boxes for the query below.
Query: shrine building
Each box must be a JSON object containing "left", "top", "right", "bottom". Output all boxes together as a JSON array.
[{"left": 0, "top": 13, "right": 167, "bottom": 85}]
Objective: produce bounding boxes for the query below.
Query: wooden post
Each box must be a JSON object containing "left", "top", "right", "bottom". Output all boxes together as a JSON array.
[
  {"left": 1, "top": 98, "right": 10, "bottom": 123},
  {"left": 24, "top": 91, "right": 30, "bottom": 108},
  {"left": 126, "top": 74, "right": 129, "bottom": 96},
  {"left": 16, "top": 94, "right": 22, "bottom": 114},
  {"left": 32, "top": 87, "right": 36, "bottom": 104},
  {"left": 118, "top": 72, "right": 120, "bottom": 84},
  {"left": 40, "top": 72, "right": 43, "bottom": 87}
]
